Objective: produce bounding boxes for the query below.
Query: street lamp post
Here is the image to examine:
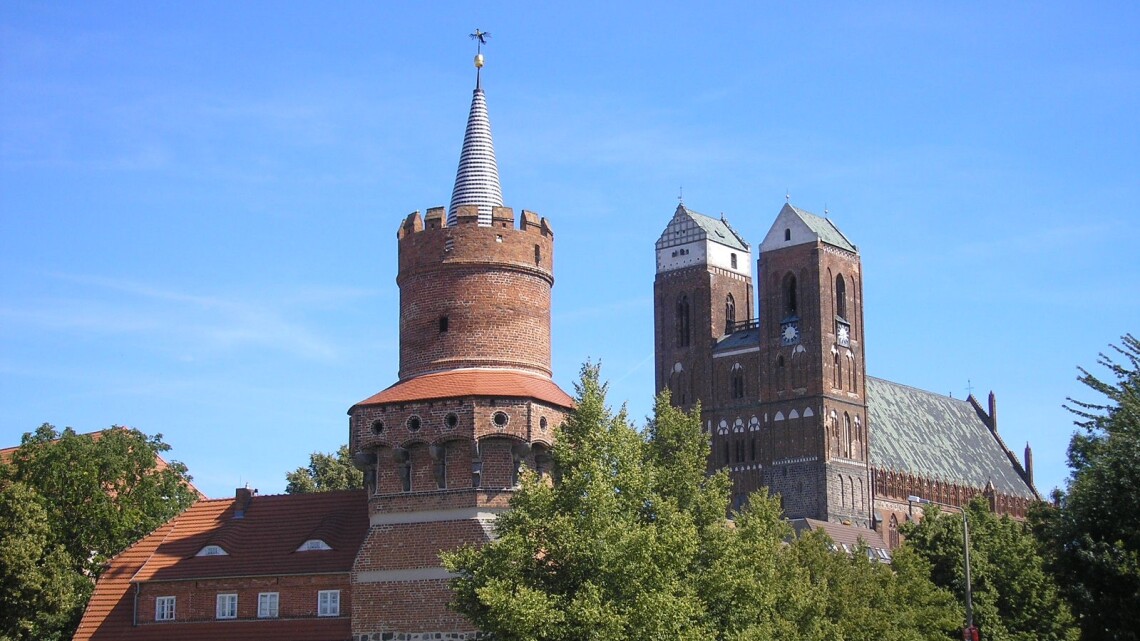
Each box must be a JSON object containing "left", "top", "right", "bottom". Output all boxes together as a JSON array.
[{"left": 908, "top": 495, "right": 977, "bottom": 641}]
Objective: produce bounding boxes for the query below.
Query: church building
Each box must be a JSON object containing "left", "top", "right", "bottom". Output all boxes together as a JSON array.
[
  {"left": 75, "top": 46, "right": 1037, "bottom": 640},
  {"left": 653, "top": 202, "right": 1039, "bottom": 548}
]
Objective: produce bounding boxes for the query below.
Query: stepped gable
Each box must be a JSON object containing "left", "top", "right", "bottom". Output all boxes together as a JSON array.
[
  {"left": 866, "top": 377, "right": 1037, "bottom": 499},
  {"left": 73, "top": 490, "right": 368, "bottom": 641}
]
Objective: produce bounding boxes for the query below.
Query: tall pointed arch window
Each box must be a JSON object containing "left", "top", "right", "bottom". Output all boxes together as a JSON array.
[
  {"left": 843, "top": 412, "right": 853, "bottom": 458},
  {"left": 782, "top": 273, "right": 798, "bottom": 318},
  {"left": 725, "top": 294, "right": 736, "bottom": 334},
  {"left": 835, "top": 274, "right": 847, "bottom": 320},
  {"left": 675, "top": 295, "right": 691, "bottom": 347},
  {"left": 731, "top": 363, "right": 745, "bottom": 399}
]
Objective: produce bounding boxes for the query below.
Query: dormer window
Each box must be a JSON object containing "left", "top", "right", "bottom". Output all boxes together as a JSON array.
[
  {"left": 196, "top": 545, "right": 228, "bottom": 557},
  {"left": 297, "top": 539, "right": 332, "bottom": 552}
]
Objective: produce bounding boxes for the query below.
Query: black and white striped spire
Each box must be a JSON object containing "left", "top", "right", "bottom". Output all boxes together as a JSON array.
[{"left": 447, "top": 44, "right": 503, "bottom": 227}]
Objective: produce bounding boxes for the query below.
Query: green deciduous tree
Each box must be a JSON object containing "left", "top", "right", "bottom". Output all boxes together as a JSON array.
[
  {"left": 1032, "top": 334, "right": 1140, "bottom": 641},
  {"left": 444, "top": 364, "right": 961, "bottom": 640},
  {"left": 0, "top": 424, "right": 199, "bottom": 640},
  {"left": 285, "top": 444, "right": 363, "bottom": 493},
  {"left": 0, "top": 481, "right": 89, "bottom": 641},
  {"left": 903, "top": 497, "right": 1077, "bottom": 641}
]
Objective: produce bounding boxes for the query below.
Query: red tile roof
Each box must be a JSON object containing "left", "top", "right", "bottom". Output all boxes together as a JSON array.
[
  {"left": 354, "top": 368, "right": 574, "bottom": 408},
  {"left": 73, "top": 490, "right": 368, "bottom": 641}
]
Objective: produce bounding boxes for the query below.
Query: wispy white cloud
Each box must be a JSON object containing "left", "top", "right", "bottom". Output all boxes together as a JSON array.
[{"left": 1, "top": 273, "right": 377, "bottom": 362}]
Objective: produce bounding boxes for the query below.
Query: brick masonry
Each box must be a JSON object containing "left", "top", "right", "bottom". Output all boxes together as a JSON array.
[{"left": 350, "top": 203, "right": 570, "bottom": 639}]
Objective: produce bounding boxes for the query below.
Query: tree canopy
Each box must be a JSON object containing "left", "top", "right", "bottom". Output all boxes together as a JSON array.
[
  {"left": 902, "top": 497, "right": 1077, "bottom": 641},
  {"left": 443, "top": 364, "right": 960, "bottom": 640},
  {"left": 0, "top": 424, "right": 199, "bottom": 641},
  {"left": 1031, "top": 334, "right": 1140, "bottom": 641},
  {"left": 284, "top": 444, "right": 363, "bottom": 493}
]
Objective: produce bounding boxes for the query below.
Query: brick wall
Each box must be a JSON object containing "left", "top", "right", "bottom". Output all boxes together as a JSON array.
[
  {"left": 136, "top": 573, "right": 350, "bottom": 625},
  {"left": 396, "top": 205, "right": 555, "bottom": 379}
]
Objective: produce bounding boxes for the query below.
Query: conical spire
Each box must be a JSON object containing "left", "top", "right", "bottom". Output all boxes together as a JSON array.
[{"left": 447, "top": 49, "right": 503, "bottom": 227}]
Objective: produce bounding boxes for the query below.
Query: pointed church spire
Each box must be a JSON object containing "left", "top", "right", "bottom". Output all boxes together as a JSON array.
[{"left": 448, "top": 31, "right": 503, "bottom": 227}]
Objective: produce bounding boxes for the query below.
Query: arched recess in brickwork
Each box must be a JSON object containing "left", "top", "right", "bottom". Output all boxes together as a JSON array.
[
  {"left": 675, "top": 294, "right": 691, "bottom": 347},
  {"left": 843, "top": 413, "right": 853, "bottom": 458},
  {"left": 829, "top": 410, "right": 840, "bottom": 459},
  {"left": 839, "top": 474, "right": 847, "bottom": 508},
  {"left": 888, "top": 514, "right": 900, "bottom": 548},
  {"left": 846, "top": 350, "right": 856, "bottom": 391},
  {"left": 776, "top": 353, "right": 787, "bottom": 391},
  {"left": 790, "top": 345, "right": 806, "bottom": 390},
  {"left": 832, "top": 345, "right": 842, "bottom": 389},
  {"left": 725, "top": 293, "right": 736, "bottom": 334},
  {"left": 853, "top": 416, "right": 863, "bottom": 459}
]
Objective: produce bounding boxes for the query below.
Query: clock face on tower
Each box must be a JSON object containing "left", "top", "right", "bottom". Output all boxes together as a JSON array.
[
  {"left": 781, "top": 322, "right": 800, "bottom": 345},
  {"left": 837, "top": 324, "right": 850, "bottom": 347}
]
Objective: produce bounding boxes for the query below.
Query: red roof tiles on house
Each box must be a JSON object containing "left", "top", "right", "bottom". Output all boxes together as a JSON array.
[
  {"left": 73, "top": 490, "right": 368, "bottom": 641},
  {"left": 353, "top": 368, "right": 574, "bottom": 409}
]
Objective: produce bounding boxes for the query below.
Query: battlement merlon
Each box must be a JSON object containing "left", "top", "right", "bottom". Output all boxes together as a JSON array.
[
  {"left": 397, "top": 205, "right": 554, "bottom": 238},
  {"left": 396, "top": 204, "right": 556, "bottom": 284}
]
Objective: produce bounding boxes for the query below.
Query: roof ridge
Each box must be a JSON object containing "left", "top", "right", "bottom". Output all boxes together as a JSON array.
[{"left": 867, "top": 375, "right": 973, "bottom": 407}]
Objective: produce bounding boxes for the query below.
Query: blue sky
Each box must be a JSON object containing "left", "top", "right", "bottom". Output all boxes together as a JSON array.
[{"left": 2, "top": 2, "right": 1137, "bottom": 499}]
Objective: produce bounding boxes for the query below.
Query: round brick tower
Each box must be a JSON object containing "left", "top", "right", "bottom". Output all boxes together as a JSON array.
[
  {"left": 348, "top": 46, "right": 572, "bottom": 640},
  {"left": 396, "top": 203, "right": 555, "bottom": 379}
]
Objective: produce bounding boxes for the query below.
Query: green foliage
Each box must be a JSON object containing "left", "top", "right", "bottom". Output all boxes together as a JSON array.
[
  {"left": 0, "top": 481, "right": 89, "bottom": 641},
  {"left": 1031, "top": 334, "right": 1140, "bottom": 641},
  {"left": 0, "top": 424, "right": 199, "bottom": 640},
  {"left": 284, "top": 444, "right": 364, "bottom": 493},
  {"left": 903, "top": 497, "right": 1077, "bottom": 641},
  {"left": 444, "top": 363, "right": 961, "bottom": 640}
]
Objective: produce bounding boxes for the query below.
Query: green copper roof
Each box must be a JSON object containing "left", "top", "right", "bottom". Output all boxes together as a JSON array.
[
  {"left": 866, "top": 377, "right": 1036, "bottom": 499},
  {"left": 788, "top": 204, "right": 857, "bottom": 252}
]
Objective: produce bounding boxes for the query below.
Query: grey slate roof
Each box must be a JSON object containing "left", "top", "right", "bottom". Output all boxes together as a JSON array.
[
  {"left": 788, "top": 204, "right": 857, "bottom": 252},
  {"left": 866, "top": 377, "right": 1036, "bottom": 499},
  {"left": 714, "top": 328, "right": 760, "bottom": 353}
]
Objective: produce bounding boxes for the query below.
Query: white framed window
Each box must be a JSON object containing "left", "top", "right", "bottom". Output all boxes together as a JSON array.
[
  {"left": 317, "top": 589, "right": 340, "bottom": 617},
  {"left": 155, "top": 595, "right": 176, "bottom": 621},
  {"left": 216, "top": 593, "right": 237, "bottom": 619},
  {"left": 196, "top": 544, "right": 227, "bottom": 556},
  {"left": 257, "top": 592, "right": 279, "bottom": 618}
]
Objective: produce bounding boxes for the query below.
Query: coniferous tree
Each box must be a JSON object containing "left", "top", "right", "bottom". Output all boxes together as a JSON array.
[{"left": 444, "top": 363, "right": 960, "bottom": 640}]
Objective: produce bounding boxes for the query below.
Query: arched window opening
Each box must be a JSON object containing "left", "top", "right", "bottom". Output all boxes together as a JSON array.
[
  {"left": 784, "top": 228, "right": 791, "bottom": 241},
  {"left": 840, "top": 475, "right": 847, "bottom": 508},
  {"left": 835, "top": 274, "right": 847, "bottom": 320},
  {"left": 888, "top": 514, "right": 900, "bottom": 549},
  {"left": 750, "top": 436, "right": 756, "bottom": 461},
  {"left": 725, "top": 294, "right": 736, "bottom": 334},
  {"left": 735, "top": 438, "right": 744, "bottom": 463},
  {"left": 731, "top": 363, "right": 744, "bottom": 399},
  {"left": 730, "top": 252, "right": 738, "bottom": 269},
  {"left": 833, "top": 348, "right": 842, "bottom": 389},
  {"left": 782, "top": 273, "right": 798, "bottom": 317},
  {"left": 675, "top": 295, "right": 691, "bottom": 347}
]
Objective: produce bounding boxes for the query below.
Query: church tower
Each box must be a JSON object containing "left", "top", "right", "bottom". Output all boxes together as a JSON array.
[
  {"left": 347, "top": 47, "right": 572, "bottom": 639},
  {"left": 653, "top": 204, "right": 753, "bottom": 411},
  {"left": 754, "top": 203, "right": 870, "bottom": 526}
]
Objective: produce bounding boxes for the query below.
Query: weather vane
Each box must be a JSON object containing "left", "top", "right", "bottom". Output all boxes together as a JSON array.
[{"left": 469, "top": 29, "right": 491, "bottom": 88}]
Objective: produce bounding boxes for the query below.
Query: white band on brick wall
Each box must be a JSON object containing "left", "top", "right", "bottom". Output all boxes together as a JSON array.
[
  {"left": 355, "top": 567, "right": 456, "bottom": 583},
  {"left": 369, "top": 507, "right": 504, "bottom": 526}
]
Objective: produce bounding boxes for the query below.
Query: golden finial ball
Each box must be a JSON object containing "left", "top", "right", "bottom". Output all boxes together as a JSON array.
[{"left": 474, "top": 53, "right": 485, "bottom": 68}]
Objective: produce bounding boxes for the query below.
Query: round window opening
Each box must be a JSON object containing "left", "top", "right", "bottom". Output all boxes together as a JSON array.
[
  {"left": 492, "top": 411, "right": 509, "bottom": 429},
  {"left": 370, "top": 419, "right": 384, "bottom": 434},
  {"left": 407, "top": 415, "right": 422, "bottom": 432},
  {"left": 445, "top": 412, "right": 459, "bottom": 429},
  {"left": 539, "top": 416, "right": 548, "bottom": 432}
]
